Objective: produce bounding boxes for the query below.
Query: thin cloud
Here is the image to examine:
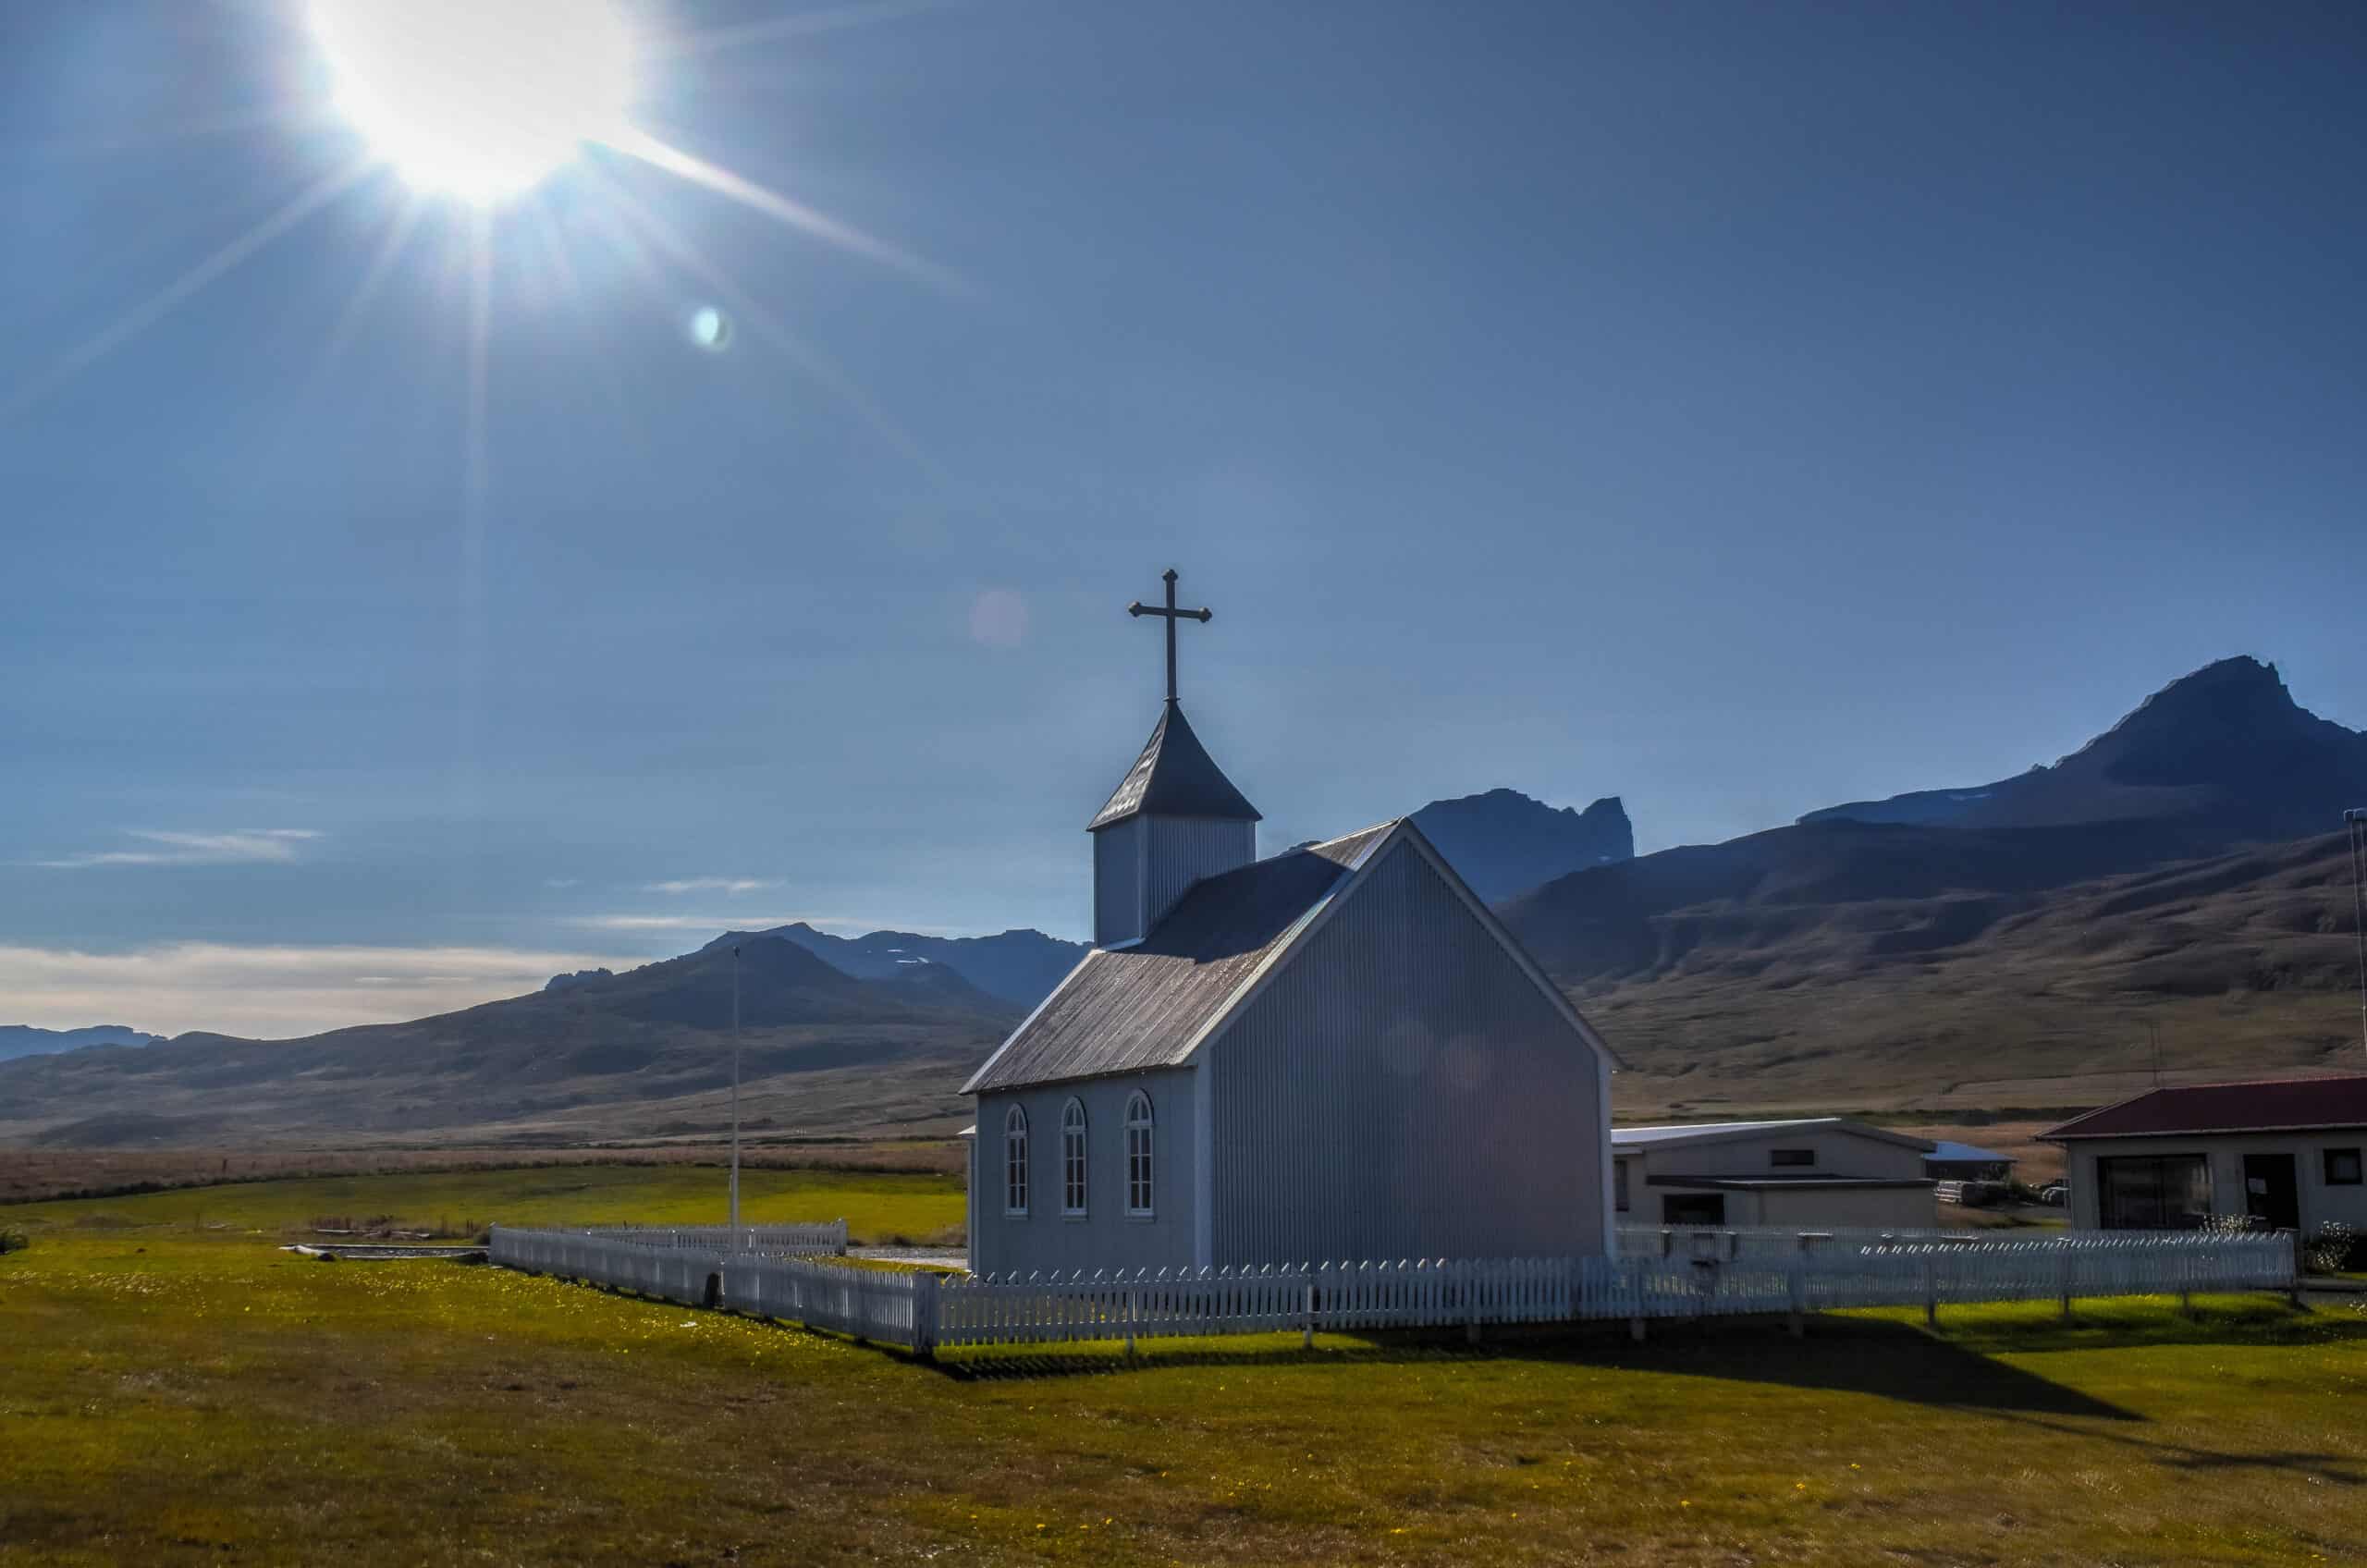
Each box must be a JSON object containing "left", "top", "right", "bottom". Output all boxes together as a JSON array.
[
  {"left": 0, "top": 941, "right": 643, "bottom": 1040},
  {"left": 644, "top": 876, "right": 782, "bottom": 895},
  {"left": 32, "top": 828, "right": 322, "bottom": 870}
]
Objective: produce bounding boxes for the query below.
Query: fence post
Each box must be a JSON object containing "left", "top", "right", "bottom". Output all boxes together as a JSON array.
[
  {"left": 1124, "top": 1287, "right": 1138, "bottom": 1358},
  {"left": 1923, "top": 1253, "right": 1938, "bottom": 1329},
  {"left": 1302, "top": 1280, "right": 1315, "bottom": 1351},
  {"left": 1787, "top": 1236, "right": 1808, "bottom": 1338},
  {"left": 913, "top": 1271, "right": 938, "bottom": 1361},
  {"left": 2059, "top": 1245, "right": 2073, "bottom": 1320}
]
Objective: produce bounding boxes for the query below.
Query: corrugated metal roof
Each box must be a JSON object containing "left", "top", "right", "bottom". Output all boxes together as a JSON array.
[
  {"left": 1612, "top": 1118, "right": 1933, "bottom": 1152},
  {"left": 962, "top": 822, "right": 1394, "bottom": 1093},
  {"left": 1087, "top": 703, "right": 1262, "bottom": 831},
  {"left": 1924, "top": 1140, "right": 2010, "bottom": 1164},
  {"left": 2044, "top": 1076, "right": 2367, "bottom": 1141}
]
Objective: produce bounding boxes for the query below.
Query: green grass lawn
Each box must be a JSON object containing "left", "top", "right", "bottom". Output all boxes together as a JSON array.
[
  {"left": 5, "top": 1170, "right": 2366, "bottom": 1565},
  {"left": 0, "top": 1161, "right": 966, "bottom": 1245}
]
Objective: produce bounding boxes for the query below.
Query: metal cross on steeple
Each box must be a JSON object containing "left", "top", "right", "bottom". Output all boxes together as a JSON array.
[{"left": 1128, "top": 568, "right": 1213, "bottom": 705}]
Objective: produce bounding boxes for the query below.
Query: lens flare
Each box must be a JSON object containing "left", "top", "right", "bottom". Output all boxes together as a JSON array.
[{"left": 689, "top": 305, "right": 732, "bottom": 351}]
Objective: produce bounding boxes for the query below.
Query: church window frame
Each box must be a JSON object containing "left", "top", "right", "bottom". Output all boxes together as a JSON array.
[
  {"left": 1061, "top": 1097, "right": 1089, "bottom": 1217},
  {"left": 1003, "top": 1105, "right": 1029, "bottom": 1217},
  {"left": 1124, "top": 1091, "right": 1154, "bottom": 1218}
]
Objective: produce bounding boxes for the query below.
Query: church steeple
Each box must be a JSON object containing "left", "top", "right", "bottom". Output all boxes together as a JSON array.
[
  {"left": 1087, "top": 702, "right": 1261, "bottom": 833},
  {"left": 1088, "top": 571, "right": 1260, "bottom": 947}
]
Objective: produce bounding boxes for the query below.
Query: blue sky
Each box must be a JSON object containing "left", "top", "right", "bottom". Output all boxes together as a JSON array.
[{"left": 5, "top": 0, "right": 2364, "bottom": 1035}]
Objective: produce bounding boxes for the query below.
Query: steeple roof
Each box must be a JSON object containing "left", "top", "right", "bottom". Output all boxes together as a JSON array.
[{"left": 1088, "top": 703, "right": 1262, "bottom": 831}]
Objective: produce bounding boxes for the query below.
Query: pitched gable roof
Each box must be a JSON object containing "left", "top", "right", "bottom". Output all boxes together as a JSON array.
[
  {"left": 963, "top": 822, "right": 1391, "bottom": 1094},
  {"left": 964, "top": 816, "right": 1623, "bottom": 1095},
  {"left": 2043, "top": 1075, "right": 2367, "bottom": 1140},
  {"left": 1087, "top": 703, "right": 1262, "bottom": 831}
]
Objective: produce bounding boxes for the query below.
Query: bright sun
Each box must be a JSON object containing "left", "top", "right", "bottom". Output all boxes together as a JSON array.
[{"left": 309, "top": 0, "right": 637, "bottom": 203}]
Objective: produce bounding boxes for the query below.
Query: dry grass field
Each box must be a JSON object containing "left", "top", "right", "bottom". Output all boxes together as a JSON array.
[{"left": 6, "top": 1166, "right": 2367, "bottom": 1565}]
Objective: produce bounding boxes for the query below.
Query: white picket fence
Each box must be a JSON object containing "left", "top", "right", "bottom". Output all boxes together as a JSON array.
[
  {"left": 512, "top": 1222, "right": 847, "bottom": 1256},
  {"left": 490, "top": 1226, "right": 923, "bottom": 1338},
  {"left": 1614, "top": 1224, "right": 2222, "bottom": 1261},
  {"left": 489, "top": 1224, "right": 2295, "bottom": 1358}
]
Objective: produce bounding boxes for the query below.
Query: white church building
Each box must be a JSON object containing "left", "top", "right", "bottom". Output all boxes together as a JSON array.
[{"left": 962, "top": 571, "right": 1621, "bottom": 1276}]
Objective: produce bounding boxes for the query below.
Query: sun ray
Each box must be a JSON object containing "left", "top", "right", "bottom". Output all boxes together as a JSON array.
[
  {"left": 319, "top": 191, "right": 427, "bottom": 365},
  {"left": 647, "top": 0, "right": 972, "bottom": 58},
  {"left": 1, "top": 158, "right": 375, "bottom": 421},
  {"left": 521, "top": 190, "right": 636, "bottom": 433},
  {"left": 591, "top": 167, "right": 941, "bottom": 477},
  {"left": 600, "top": 122, "right": 969, "bottom": 297},
  {"left": 454, "top": 202, "right": 495, "bottom": 830},
  {"left": 14, "top": 103, "right": 340, "bottom": 164}
]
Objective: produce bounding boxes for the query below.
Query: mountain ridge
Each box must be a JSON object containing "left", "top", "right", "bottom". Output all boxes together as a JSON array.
[
  {"left": 1408, "top": 789, "right": 1633, "bottom": 903},
  {"left": 0, "top": 1024, "right": 166, "bottom": 1063}
]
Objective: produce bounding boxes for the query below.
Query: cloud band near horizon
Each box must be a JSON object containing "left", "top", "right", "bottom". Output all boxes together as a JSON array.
[{"left": 0, "top": 941, "right": 645, "bottom": 1040}]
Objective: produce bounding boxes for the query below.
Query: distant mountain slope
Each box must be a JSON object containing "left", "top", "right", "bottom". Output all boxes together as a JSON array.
[
  {"left": 1500, "top": 655, "right": 2367, "bottom": 1116},
  {"left": 0, "top": 1024, "right": 164, "bottom": 1063},
  {"left": 0, "top": 937, "right": 1016, "bottom": 1146},
  {"left": 1804, "top": 657, "right": 2367, "bottom": 838},
  {"left": 1410, "top": 789, "right": 1633, "bottom": 903},
  {"left": 1515, "top": 655, "right": 2367, "bottom": 991},
  {"left": 1561, "top": 830, "right": 2367, "bottom": 1119},
  {"left": 735, "top": 924, "right": 1085, "bottom": 1007}
]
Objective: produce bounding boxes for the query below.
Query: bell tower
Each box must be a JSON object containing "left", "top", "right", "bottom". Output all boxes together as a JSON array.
[{"left": 1087, "top": 570, "right": 1260, "bottom": 947}]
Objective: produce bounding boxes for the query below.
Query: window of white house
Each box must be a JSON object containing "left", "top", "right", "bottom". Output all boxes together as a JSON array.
[
  {"left": 2326, "top": 1148, "right": 2364, "bottom": 1186},
  {"left": 1770, "top": 1148, "right": 1815, "bottom": 1168},
  {"left": 2097, "top": 1153, "right": 2213, "bottom": 1229},
  {"left": 1124, "top": 1091, "right": 1154, "bottom": 1216},
  {"left": 1061, "top": 1098, "right": 1088, "bottom": 1215},
  {"left": 1614, "top": 1160, "right": 1628, "bottom": 1212},
  {"left": 1003, "top": 1106, "right": 1029, "bottom": 1216}
]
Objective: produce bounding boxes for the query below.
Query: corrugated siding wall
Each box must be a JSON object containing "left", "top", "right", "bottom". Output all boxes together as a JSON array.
[
  {"left": 1208, "top": 839, "right": 1605, "bottom": 1266},
  {"left": 1092, "top": 818, "right": 1143, "bottom": 947},
  {"left": 1142, "top": 817, "right": 1257, "bottom": 933},
  {"left": 969, "top": 1070, "right": 1199, "bottom": 1277},
  {"left": 1093, "top": 815, "right": 1256, "bottom": 947},
  {"left": 1637, "top": 1128, "right": 1930, "bottom": 1184}
]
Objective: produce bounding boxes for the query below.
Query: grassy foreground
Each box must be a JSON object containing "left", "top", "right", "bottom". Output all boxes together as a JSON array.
[{"left": 5, "top": 1170, "right": 2366, "bottom": 1566}]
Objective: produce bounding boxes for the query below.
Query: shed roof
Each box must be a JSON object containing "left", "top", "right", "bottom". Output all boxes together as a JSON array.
[
  {"left": 962, "top": 822, "right": 1393, "bottom": 1093},
  {"left": 2043, "top": 1076, "right": 2367, "bottom": 1141},
  {"left": 1087, "top": 703, "right": 1261, "bottom": 830},
  {"left": 1612, "top": 1118, "right": 1934, "bottom": 1154},
  {"left": 1924, "top": 1140, "right": 2012, "bottom": 1164}
]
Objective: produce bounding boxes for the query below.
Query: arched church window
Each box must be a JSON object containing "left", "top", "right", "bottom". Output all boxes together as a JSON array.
[
  {"left": 1003, "top": 1105, "right": 1029, "bottom": 1216},
  {"left": 1061, "top": 1098, "right": 1089, "bottom": 1215},
  {"left": 1124, "top": 1091, "right": 1154, "bottom": 1217}
]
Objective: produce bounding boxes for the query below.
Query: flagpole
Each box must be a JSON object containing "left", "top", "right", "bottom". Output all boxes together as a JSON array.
[{"left": 730, "top": 943, "right": 742, "bottom": 1243}]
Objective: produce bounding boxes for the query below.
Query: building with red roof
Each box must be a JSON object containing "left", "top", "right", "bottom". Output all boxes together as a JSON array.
[{"left": 2043, "top": 1075, "right": 2367, "bottom": 1237}]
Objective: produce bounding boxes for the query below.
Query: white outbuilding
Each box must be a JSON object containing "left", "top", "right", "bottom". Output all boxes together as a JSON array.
[{"left": 1612, "top": 1118, "right": 1939, "bottom": 1230}]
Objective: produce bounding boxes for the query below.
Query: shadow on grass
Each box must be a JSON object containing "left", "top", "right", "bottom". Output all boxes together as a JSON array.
[
  {"left": 928, "top": 1311, "right": 2140, "bottom": 1420},
  {"left": 1981, "top": 1407, "right": 2367, "bottom": 1488}
]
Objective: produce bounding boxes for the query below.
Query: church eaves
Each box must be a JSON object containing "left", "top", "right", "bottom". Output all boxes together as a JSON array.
[{"left": 1086, "top": 703, "right": 1263, "bottom": 831}]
